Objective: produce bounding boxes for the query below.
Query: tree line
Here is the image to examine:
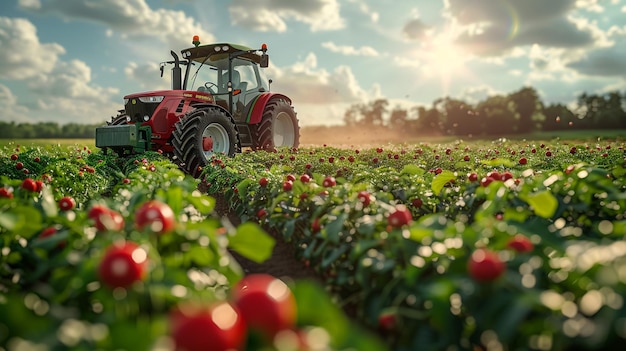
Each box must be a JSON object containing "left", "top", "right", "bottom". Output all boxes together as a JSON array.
[
  {"left": 343, "top": 87, "right": 626, "bottom": 136},
  {"left": 0, "top": 121, "right": 102, "bottom": 139}
]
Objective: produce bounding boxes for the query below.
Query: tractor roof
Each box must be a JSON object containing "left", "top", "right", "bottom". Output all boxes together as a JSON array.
[{"left": 181, "top": 43, "right": 262, "bottom": 66}]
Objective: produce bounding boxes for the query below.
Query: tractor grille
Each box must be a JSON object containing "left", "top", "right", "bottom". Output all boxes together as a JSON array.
[{"left": 125, "top": 98, "right": 160, "bottom": 123}]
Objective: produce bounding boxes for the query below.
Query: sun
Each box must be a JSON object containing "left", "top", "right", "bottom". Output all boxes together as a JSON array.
[{"left": 417, "top": 30, "right": 470, "bottom": 92}]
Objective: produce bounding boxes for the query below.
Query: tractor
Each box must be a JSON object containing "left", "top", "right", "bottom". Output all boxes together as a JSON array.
[{"left": 95, "top": 37, "right": 300, "bottom": 177}]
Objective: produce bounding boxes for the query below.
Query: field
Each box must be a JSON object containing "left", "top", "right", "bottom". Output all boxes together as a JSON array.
[{"left": 1, "top": 132, "right": 626, "bottom": 350}]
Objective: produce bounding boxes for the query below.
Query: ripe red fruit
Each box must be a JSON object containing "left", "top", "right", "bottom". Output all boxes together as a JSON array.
[
  {"left": 38, "top": 227, "right": 66, "bottom": 248},
  {"left": 468, "top": 249, "right": 505, "bottom": 282},
  {"left": 357, "top": 191, "right": 371, "bottom": 206},
  {"left": 519, "top": 157, "right": 528, "bottom": 165},
  {"left": 15, "top": 162, "right": 24, "bottom": 170},
  {"left": 286, "top": 174, "right": 296, "bottom": 182},
  {"left": 88, "top": 205, "right": 125, "bottom": 232},
  {"left": 545, "top": 151, "right": 552, "bottom": 157},
  {"left": 348, "top": 155, "right": 355, "bottom": 162},
  {"left": 376, "top": 147, "right": 383, "bottom": 153},
  {"left": 322, "top": 176, "right": 336, "bottom": 187},
  {"left": 328, "top": 156, "right": 335, "bottom": 163},
  {"left": 570, "top": 147, "right": 577, "bottom": 154},
  {"left": 411, "top": 198, "right": 423, "bottom": 208},
  {"left": 122, "top": 178, "right": 131, "bottom": 184},
  {"left": 480, "top": 176, "right": 495, "bottom": 187},
  {"left": 135, "top": 200, "right": 176, "bottom": 234},
  {"left": 463, "top": 155, "right": 470, "bottom": 161},
  {"left": 98, "top": 241, "right": 148, "bottom": 288},
  {"left": 169, "top": 302, "right": 247, "bottom": 351},
  {"left": 372, "top": 157, "right": 379, "bottom": 164},
  {"left": 0, "top": 187, "right": 13, "bottom": 198},
  {"left": 378, "top": 310, "right": 398, "bottom": 331},
  {"left": 58, "top": 196, "right": 76, "bottom": 211},
  {"left": 231, "top": 274, "right": 297, "bottom": 339},
  {"left": 299, "top": 174, "right": 311, "bottom": 183},
  {"left": 257, "top": 208, "right": 267, "bottom": 219},
  {"left": 468, "top": 173, "right": 478, "bottom": 182},
  {"left": 387, "top": 205, "right": 412, "bottom": 228},
  {"left": 34, "top": 157, "right": 40, "bottom": 162},
  {"left": 21, "top": 178, "right": 38, "bottom": 192},
  {"left": 311, "top": 217, "right": 321, "bottom": 233},
  {"left": 10, "top": 154, "right": 18, "bottom": 161},
  {"left": 501, "top": 172, "right": 513, "bottom": 181},
  {"left": 259, "top": 177, "right": 269, "bottom": 187},
  {"left": 282, "top": 180, "right": 293, "bottom": 192},
  {"left": 507, "top": 235, "right": 534, "bottom": 253}
]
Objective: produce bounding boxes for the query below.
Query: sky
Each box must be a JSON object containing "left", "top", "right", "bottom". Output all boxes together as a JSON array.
[{"left": 1, "top": 0, "right": 626, "bottom": 127}]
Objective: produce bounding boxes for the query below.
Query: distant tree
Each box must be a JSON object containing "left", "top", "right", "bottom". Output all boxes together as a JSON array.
[
  {"left": 416, "top": 105, "right": 443, "bottom": 135},
  {"left": 475, "top": 95, "right": 518, "bottom": 135},
  {"left": 509, "top": 87, "right": 544, "bottom": 133},
  {"left": 542, "top": 103, "right": 576, "bottom": 131},
  {"left": 388, "top": 106, "right": 408, "bottom": 131}
]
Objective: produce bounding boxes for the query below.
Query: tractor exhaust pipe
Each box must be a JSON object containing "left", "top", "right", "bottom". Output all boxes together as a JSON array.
[{"left": 171, "top": 50, "right": 182, "bottom": 90}]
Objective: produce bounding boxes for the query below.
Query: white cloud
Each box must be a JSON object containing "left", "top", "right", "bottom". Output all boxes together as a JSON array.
[
  {"left": 18, "top": 0, "right": 214, "bottom": 51},
  {"left": 124, "top": 62, "right": 170, "bottom": 90},
  {"left": 0, "top": 17, "right": 65, "bottom": 80},
  {"left": 24, "top": 60, "right": 120, "bottom": 123},
  {"left": 321, "top": 41, "right": 379, "bottom": 56},
  {"left": 0, "top": 84, "right": 30, "bottom": 123},
  {"left": 228, "top": 0, "right": 344, "bottom": 32}
]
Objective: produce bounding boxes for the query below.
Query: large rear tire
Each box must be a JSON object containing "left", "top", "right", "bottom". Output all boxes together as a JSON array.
[
  {"left": 172, "top": 108, "right": 240, "bottom": 178},
  {"left": 253, "top": 99, "right": 300, "bottom": 151}
]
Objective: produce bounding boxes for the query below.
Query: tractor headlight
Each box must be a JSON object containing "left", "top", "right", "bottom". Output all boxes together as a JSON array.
[
  {"left": 143, "top": 115, "right": 150, "bottom": 122},
  {"left": 126, "top": 115, "right": 131, "bottom": 122},
  {"left": 138, "top": 96, "right": 164, "bottom": 103}
]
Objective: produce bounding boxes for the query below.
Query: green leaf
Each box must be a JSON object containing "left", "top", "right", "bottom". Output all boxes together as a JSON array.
[
  {"left": 522, "top": 190, "right": 558, "bottom": 219},
  {"left": 480, "top": 158, "right": 516, "bottom": 167},
  {"left": 401, "top": 164, "right": 425, "bottom": 176},
  {"left": 431, "top": 170, "right": 456, "bottom": 195},
  {"left": 323, "top": 213, "right": 347, "bottom": 244},
  {"left": 187, "top": 194, "right": 215, "bottom": 214},
  {"left": 229, "top": 222, "right": 275, "bottom": 263}
]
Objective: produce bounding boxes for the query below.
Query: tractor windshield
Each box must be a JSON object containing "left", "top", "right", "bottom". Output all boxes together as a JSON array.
[{"left": 187, "top": 56, "right": 268, "bottom": 95}]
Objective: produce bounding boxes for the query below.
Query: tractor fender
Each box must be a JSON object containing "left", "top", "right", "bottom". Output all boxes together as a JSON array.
[
  {"left": 188, "top": 102, "right": 237, "bottom": 124},
  {"left": 246, "top": 93, "right": 292, "bottom": 124}
]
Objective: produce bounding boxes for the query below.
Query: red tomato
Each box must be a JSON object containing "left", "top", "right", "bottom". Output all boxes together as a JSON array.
[
  {"left": 468, "top": 249, "right": 505, "bottom": 282},
  {"left": 21, "top": 178, "right": 38, "bottom": 192},
  {"left": 299, "top": 174, "right": 311, "bottom": 183},
  {"left": 88, "top": 204, "right": 125, "bottom": 232},
  {"left": 58, "top": 196, "right": 76, "bottom": 211},
  {"left": 0, "top": 187, "right": 13, "bottom": 198},
  {"left": 387, "top": 205, "right": 412, "bottom": 228},
  {"left": 357, "top": 191, "right": 371, "bottom": 206},
  {"left": 322, "top": 176, "right": 336, "bottom": 187},
  {"left": 378, "top": 310, "right": 398, "bottom": 331},
  {"left": 259, "top": 177, "right": 269, "bottom": 187},
  {"left": 282, "top": 180, "right": 293, "bottom": 192},
  {"left": 507, "top": 235, "right": 534, "bottom": 253},
  {"left": 170, "top": 302, "right": 247, "bottom": 351},
  {"left": 135, "top": 200, "right": 176, "bottom": 234},
  {"left": 98, "top": 241, "right": 147, "bottom": 288},
  {"left": 231, "top": 274, "right": 297, "bottom": 339}
]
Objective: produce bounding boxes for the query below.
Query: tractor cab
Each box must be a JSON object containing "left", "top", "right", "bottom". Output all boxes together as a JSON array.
[{"left": 180, "top": 45, "right": 271, "bottom": 119}]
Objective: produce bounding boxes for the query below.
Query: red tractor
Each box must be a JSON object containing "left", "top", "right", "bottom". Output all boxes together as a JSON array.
[{"left": 95, "top": 37, "right": 299, "bottom": 177}]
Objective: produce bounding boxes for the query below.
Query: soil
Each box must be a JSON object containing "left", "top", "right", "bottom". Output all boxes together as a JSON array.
[{"left": 299, "top": 125, "right": 417, "bottom": 148}]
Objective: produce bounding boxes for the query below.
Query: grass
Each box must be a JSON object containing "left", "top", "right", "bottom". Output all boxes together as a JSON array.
[{"left": 0, "top": 139, "right": 95, "bottom": 150}]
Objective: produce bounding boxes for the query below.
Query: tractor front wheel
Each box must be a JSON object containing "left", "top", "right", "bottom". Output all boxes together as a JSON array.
[
  {"left": 253, "top": 99, "right": 300, "bottom": 151},
  {"left": 172, "top": 108, "right": 240, "bottom": 177}
]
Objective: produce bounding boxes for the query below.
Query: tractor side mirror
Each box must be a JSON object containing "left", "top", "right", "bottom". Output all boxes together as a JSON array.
[{"left": 260, "top": 53, "right": 269, "bottom": 68}]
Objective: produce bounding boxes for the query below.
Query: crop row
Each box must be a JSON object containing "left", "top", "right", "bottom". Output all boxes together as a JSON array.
[
  {"left": 201, "top": 139, "right": 626, "bottom": 350},
  {"left": 0, "top": 143, "right": 383, "bottom": 350}
]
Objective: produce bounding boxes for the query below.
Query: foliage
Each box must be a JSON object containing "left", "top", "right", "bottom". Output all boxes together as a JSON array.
[
  {"left": 201, "top": 138, "right": 626, "bottom": 350},
  {"left": 0, "top": 143, "right": 383, "bottom": 350}
]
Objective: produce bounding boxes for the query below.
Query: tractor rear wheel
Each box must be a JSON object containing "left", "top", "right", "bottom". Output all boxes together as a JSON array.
[
  {"left": 253, "top": 99, "right": 300, "bottom": 151},
  {"left": 172, "top": 108, "right": 240, "bottom": 178}
]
